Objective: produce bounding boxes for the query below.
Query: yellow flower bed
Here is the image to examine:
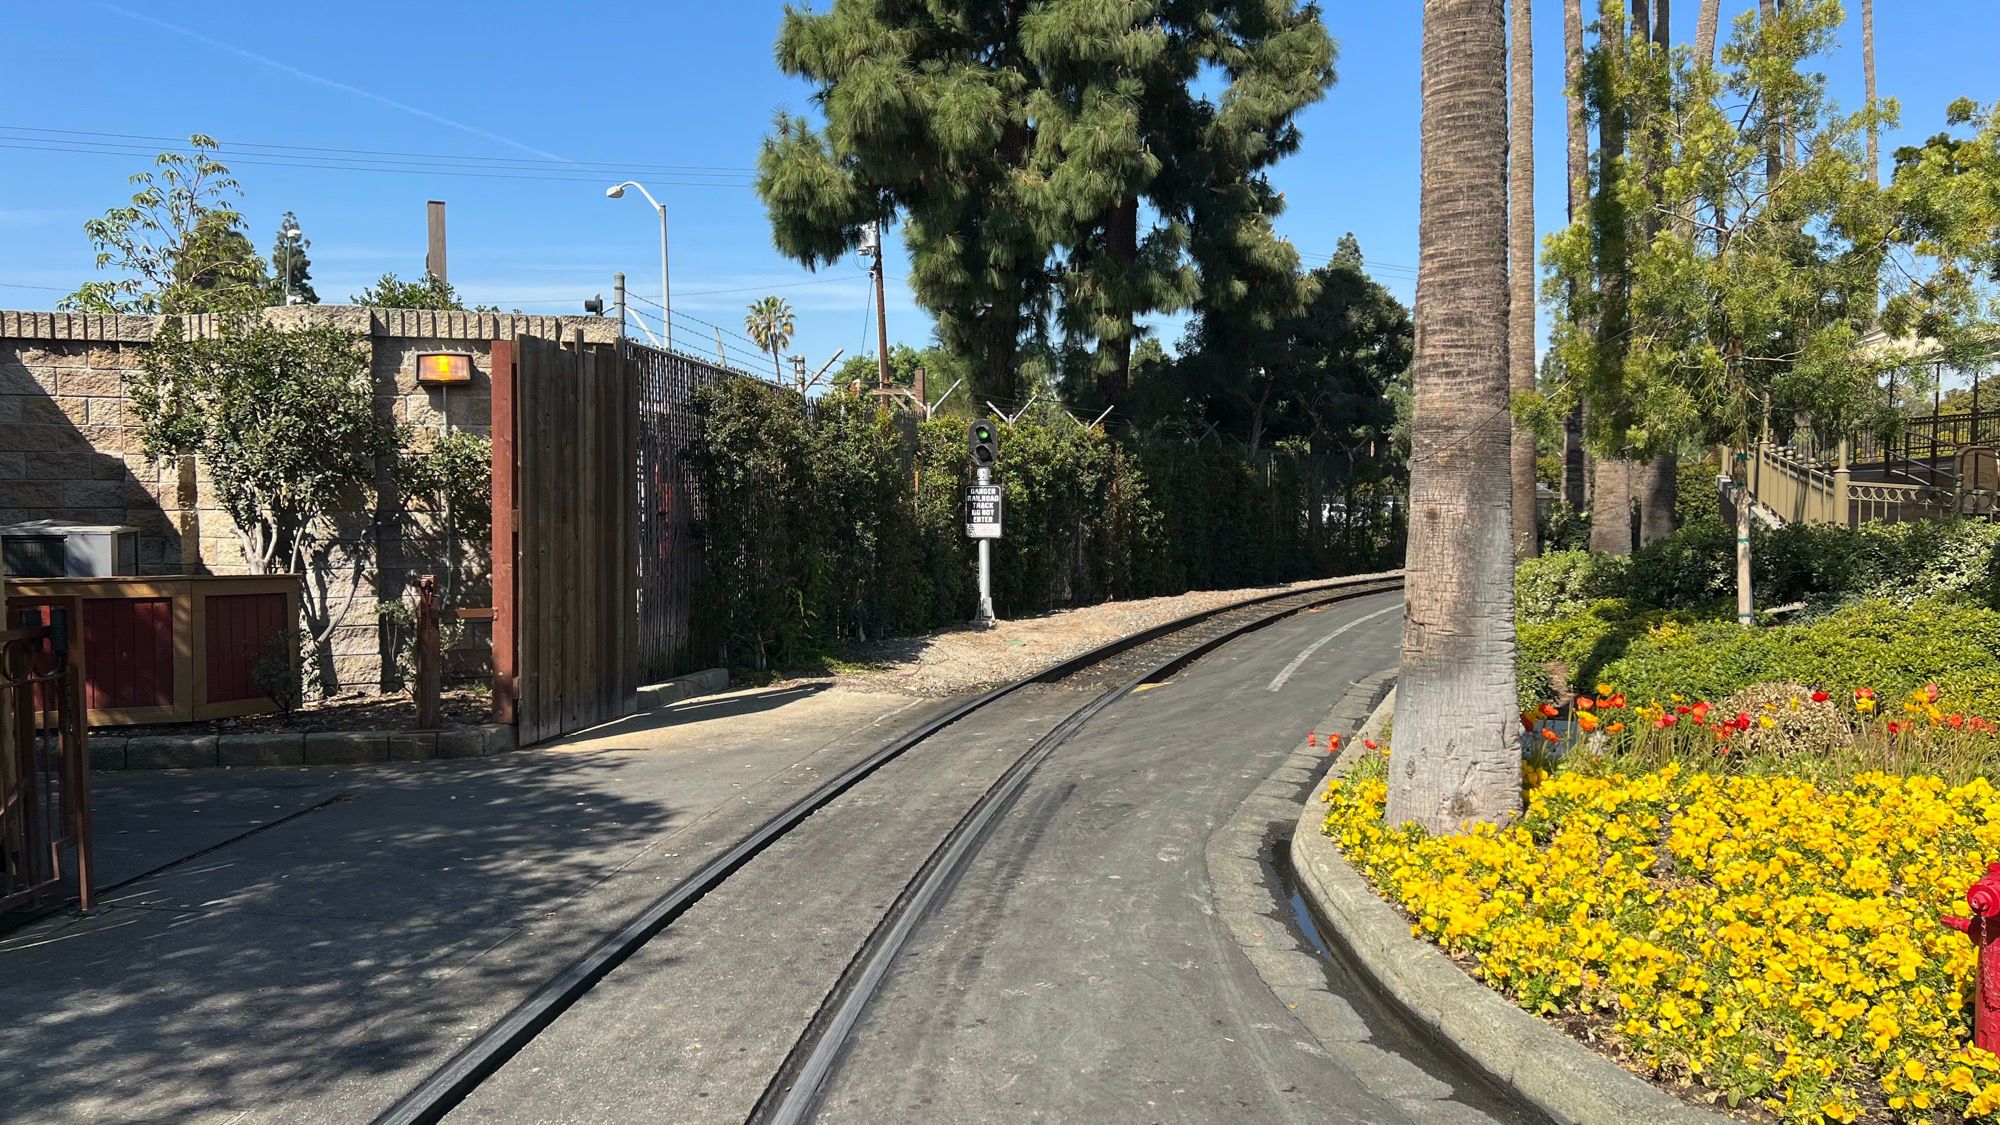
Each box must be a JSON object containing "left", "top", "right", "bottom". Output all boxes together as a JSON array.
[{"left": 1323, "top": 764, "right": 2000, "bottom": 1121}]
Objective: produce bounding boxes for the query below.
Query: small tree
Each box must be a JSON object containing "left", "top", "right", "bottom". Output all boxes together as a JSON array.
[
  {"left": 744, "top": 296, "right": 796, "bottom": 382},
  {"left": 62, "top": 134, "right": 267, "bottom": 315},
  {"left": 352, "top": 272, "right": 494, "bottom": 311},
  {"left": 131, "top": 316, "right": 401, "bottom": 691}
]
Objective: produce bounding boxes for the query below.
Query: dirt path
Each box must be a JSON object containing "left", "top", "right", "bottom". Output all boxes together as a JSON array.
[{"left": 824, "top": 572, "right": 1398, "bottom": 696}]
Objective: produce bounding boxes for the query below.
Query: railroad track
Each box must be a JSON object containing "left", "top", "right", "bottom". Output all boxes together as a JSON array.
[{"left": 373, "top": 572, "right": 1405, "bottom": 1125}]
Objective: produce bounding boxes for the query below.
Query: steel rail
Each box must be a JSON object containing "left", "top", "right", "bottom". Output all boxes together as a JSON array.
[
  {"left": 371, "top": 573, "right": 1402, "bottom": 1125},
  {"left": 753, "top": 578, "right": 1406, "bottom": 1125}
]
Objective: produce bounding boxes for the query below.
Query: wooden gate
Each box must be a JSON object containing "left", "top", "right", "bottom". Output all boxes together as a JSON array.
[
  {"left": 0, "top": 616, "right": 92, "bottom": 915},
  {"left": 490, "top": 334, "right": 640, "bottom": 746}
]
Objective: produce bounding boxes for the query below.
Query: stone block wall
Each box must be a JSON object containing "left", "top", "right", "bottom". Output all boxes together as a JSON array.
[{"left": 0, "top": 306, "right": 620, "bottom": 696}]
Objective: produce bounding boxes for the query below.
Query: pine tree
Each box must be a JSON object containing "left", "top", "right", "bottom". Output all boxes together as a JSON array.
[
  {"left": 757, "top": 0, "right": 1334, "bottom": 408},
  {"left": 270, "top": 212, "right": 318, "bottom": 305}
]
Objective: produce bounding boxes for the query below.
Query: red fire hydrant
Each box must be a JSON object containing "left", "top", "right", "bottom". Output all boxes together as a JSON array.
[{"left": 1944, "top": 861, "right": 2000, "bottom": 1053}]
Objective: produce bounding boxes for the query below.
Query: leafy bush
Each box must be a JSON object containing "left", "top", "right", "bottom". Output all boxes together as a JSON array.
[
  {"left": 1716, "top": 681, "right": 1852, "bottom": 758},
  {"left": 1598, "top": 596, "right": 2000, "bottom": 718},
  {"left": 1625, "top": 520, "right": 1735, "bottom": 610},
  {"left": 1674, "top": 458, "right": 1723, "bottom": 529},
  {"left": 685, "top": 386, "right": 1399, "bottom": 672},
  {"left": 1514, "top": 550, "right": 1629, "bottom": 626},
  {"left": 1516, "top": 598, "right": 1719, "bottom": 709}
]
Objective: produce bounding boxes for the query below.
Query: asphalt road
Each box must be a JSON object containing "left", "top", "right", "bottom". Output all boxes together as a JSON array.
[
  {"left": 809, "top": 590, "right": 1521, "bottom": 1125},
  {"left": 450, "top": 591, "right": 1530, "bottom": 1125}
]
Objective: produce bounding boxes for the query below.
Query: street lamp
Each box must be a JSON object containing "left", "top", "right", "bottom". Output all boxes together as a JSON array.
[
  {"left": 278, "top": 212, "right": 303, "bottom": 306},
  {"left": 606, "top": 181, "right": 669, "bottom": 351}
]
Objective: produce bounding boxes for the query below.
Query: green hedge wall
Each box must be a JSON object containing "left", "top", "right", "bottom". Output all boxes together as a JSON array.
[{"left": 685, "top": 385, "right": 1403, "bottom": 670}]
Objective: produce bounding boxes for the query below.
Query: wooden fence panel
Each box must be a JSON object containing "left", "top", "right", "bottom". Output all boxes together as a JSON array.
[{"left": 509, "top": 334, "right": 639, "bottom": 746}]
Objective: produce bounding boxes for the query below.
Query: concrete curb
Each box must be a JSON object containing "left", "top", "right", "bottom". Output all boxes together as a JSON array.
[
  {"left": 636, "top": 667, "right": 729, "bottom": 711},
  {"left": 1290, "top": 692, "right": 1723, "bottom": 1125},
  {"left": 87, "top": 668, "right": 731, "bottom": 772},
  {"left": 89, "top": 724, "right": 518, "bottom": 772}
]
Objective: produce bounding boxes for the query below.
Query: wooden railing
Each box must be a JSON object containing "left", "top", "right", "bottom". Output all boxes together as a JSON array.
[
  {"left": 4, "top": 575, "right": 301, "bottom": 726},
  {"left": 1734, "top": 439, "right": 1953, "bottom": 529}
]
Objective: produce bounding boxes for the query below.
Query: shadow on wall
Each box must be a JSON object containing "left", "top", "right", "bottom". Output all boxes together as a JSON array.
[
  {"left": 0, "top": 750, "right": 679, "bottom": 1122},
  {"left": 0, "top": 342, "right": 188, "bottom": 576}
]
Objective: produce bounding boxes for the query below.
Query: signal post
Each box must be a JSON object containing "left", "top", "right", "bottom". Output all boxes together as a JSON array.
[{"left": 966, "top": 421, "right": 1002, "bottom": 625}]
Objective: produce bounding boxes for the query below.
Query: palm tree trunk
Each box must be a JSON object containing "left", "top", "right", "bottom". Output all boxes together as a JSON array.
[
  {"left": 1561, "top": 0, "right": 1589, "bottom": 511},
  {"left": 1694, "top": 0, "right": 1720, "bottom": 64},
  {"left": 1509, "top": 0, "right": 1539, "bottom": 560},
  {"left": 1388, "top": 0, "right": 1521, "bottom": 834},
  {"left": 1590, "top": 457, "right": 1634, "bottom": 552},
  {"left": 1863, "top": 0, "right": 1877, "bottom": 185},
  {"left": 1636, "top": 0, "right": 1678, "bottom": 548},
  {"left": 1590, "top": 0, "right": 1640, "bottom": 555}
]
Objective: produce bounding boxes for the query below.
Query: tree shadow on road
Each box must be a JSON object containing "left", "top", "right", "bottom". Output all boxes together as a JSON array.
[{"left": 0, "top": 750, "right": 681, "bottom": 1123}]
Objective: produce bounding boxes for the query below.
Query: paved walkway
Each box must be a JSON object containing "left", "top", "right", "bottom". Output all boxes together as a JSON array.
[{"left": 0, "top": 683, "right": 949, "bottom": 1124}]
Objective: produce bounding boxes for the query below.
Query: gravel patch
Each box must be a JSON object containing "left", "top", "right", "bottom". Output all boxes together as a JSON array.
[{"left": 827, "top": 576, "right": 1392, "bottom": 696}]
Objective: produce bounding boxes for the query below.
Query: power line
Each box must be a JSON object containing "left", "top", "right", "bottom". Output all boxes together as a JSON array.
[
  {"left": 0, "top": 140, "right": 754, "bottom": 189},
  {"left": 0, "top": 125, "right": 754, "bottom": 175}
]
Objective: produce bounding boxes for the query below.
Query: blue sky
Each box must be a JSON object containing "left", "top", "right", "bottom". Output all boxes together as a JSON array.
[{"left": 0, "top": 1, "right": 1991, "bottom": 390}]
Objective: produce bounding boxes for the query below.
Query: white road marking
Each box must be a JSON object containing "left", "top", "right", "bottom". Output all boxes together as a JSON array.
[{"left": 1266, "top": 603, "right": 1402, "bottom": 692}]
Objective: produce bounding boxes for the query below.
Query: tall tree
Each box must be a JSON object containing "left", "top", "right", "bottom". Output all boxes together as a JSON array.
[
  {"left": 757, "top": 0, "right": 1334, "bottom": 407},
  {"left": 1635, "top": 0, "right": 1678, "bottom": 546},
  {"left": 1862, "top": 0, "right": 1877, "bottom": 185},
  {"left": 270, "top": 211, "right": 317, "bottom": 305},
  {"left": 61, "top": 135, "right": 266, "bottom": 315},
  {"left": 745, "top": 295, "right": 797, "bottom": 383},
  {"left": 1561, "top": 0, "right": 1591, "bottom": 509},
  {"left": 1695, "top": 0, "right": 1720, "bottom": 65},
  {"left": 1586, "top": 0, "right": 1638, "bottom": 555},
  {"left": 1509, "top": 0, "right": 1540, "bottom": 558},
  {"left": 1387, "top": 0, "right": 1521, "bottom": 833},
  {"left": 1546, "top": 0, "right": 1892, "bottom": 514}
]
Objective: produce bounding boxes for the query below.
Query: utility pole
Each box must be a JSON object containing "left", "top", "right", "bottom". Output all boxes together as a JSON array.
[
  {"left": 792, "top": 354, "right": 808, "bottom": 393},
  {"left": 614, "top": 272, "right": 628, "bottom": 340},
  {"left": 869, "top": 220, "right": 891, "bottom": 391}
]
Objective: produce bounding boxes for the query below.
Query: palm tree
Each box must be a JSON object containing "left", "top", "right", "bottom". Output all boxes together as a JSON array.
[
  {"left": 1589, "top": 0, "right": 1637, "bottom": 555},
  {"left": 1637, "top": 0, "right": 1678, "bottom": 547},
  {"left": 1386, "top": 0, "right": 1521, "bottom": 833},
  {"left": 1862, "top": 0, "right": 1876, "bottom": 185},
  {"left": 744, "top": 296, "right": 796, "bottom": 383},
  {"left": 1561, "top": 0, "right": 1590, "bottom": 510},
  {"left": 1695, "top": 0, "right": 1720, "bottom": 65},
  {"left": 1509, "top": 0, "right": 1539, "bottom": 560}
]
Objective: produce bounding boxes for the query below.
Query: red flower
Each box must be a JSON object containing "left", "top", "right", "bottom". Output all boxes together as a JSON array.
[
  {"left": 1328, "top": 734, "right": 1342, "bottom": 749},
  {"left": 1950, "top": 714, "right": 1966, "bottom": 730},
  {"left": 1363, "top": 739, "right": 1378, "bottom": 751},
  {"left": 1926, "top": 683, "right": 1941, "bottom": 703},
  {"left": 1576, "top": 697, "right": 1596, "bottom": 711},
  {"left": 1856, "top": 687, "right": 1876, "bottom": 700},
  {"left": 1888, "top": 721, "right": 1902, "bottom": 736},
  {"left": 1541, "top": 728, "right": 1560, "bottom": 742},
  {"left": 1609, "top": 694, "right": 1627, "bottom": 709},
  {"left": 1811, "top": 691, "right": 1829, "bottom": 703},
  {"left": 1675, "top": 705, "right": 1691, "bottom": 716},
  {"left": 1691, "top": 701, "right": 1711, "bottom": 720},
  {"left": 1655, "top": 714, "right": 1678, "bottom": 729},
  {"left": 1539, "top": 703, "right": 1560, "bottom": 719}
]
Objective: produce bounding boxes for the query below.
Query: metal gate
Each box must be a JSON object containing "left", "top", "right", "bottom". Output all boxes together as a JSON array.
[
  {"left": 0, "top": 615, "right": 92, "bottom": 915},
  {"left": 490, "top": 333, "right": 640, "bottom": 746},
  {"left": 631, "top": 342, "right": 733, "bottom": 681}
]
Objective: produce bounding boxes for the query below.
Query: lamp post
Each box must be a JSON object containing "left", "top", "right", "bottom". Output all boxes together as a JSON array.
[
  {"left": 278, "top": 212, "right": 302, "bottom": 306},
  {"left": 606, "top": 181, "right": 669, "bottom": 352}
]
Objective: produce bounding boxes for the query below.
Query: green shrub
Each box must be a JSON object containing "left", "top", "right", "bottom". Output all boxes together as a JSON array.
[
  {"left": 1626, "top": 520, "right": 1735, "bottom": 610},
  {"left": 1597, "top": 596, "right": 2000, "bottom": 718},
  {"left": 1515, "top": 550, "right": 1629, "bottom": 626},
  {"left": 1675, "top": 459, "right": 1723, "bottom": 529}
]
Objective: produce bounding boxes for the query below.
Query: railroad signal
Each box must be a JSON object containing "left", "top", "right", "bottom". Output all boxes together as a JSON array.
[{"left": 968, "top": 421, "right": 999, "bottom": 468}]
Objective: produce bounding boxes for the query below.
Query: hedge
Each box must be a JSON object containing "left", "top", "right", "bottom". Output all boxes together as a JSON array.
[{"left": 685, "top": 384, "right": 1403, "bottom": 670}]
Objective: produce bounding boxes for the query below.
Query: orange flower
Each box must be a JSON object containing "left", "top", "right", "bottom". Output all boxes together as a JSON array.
[
  {"left": 1538, "top": 703, "right": 1560, "bottom": 719},
  {"left": 1855, "top": 687, "right": 1876, "bottom": 700},
  {"left": 1596, "top": 682, "right": 1613, "bottom": 696},
  {"left": 1608, "top": 694, "right": 1627, "bottom": 709},
  {"left": 1328, "top": 733, "right": 1342, "bottom": 749},
  {"left": 1541, "top": 728, "right": 1560, "bottom": 742},
  {"left": 1576, "top": 697, "right": 1595, "bottom": 711},
  {"left": 1605, "top": 721, "right": 1625, "bottom": 733},
  {"left": 1577, "top": 713, "right": 1599, "bottom": 731}
]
